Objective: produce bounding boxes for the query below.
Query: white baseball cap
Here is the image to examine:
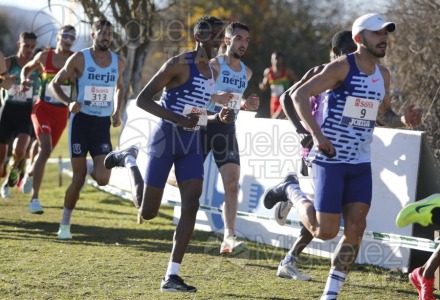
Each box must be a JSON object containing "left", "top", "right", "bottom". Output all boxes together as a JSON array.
[{"left": 352, "top": 13, "right": 395, "bottom": 39}]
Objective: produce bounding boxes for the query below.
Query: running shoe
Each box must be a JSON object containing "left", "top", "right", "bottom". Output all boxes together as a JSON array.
[
  {"left": 1, "top": 185, "right": 10, "bottom": 199},
  {"left": 28, "top": 198, "right": 44, "bottom": 214},
  {"left": 276, "top": 260, "right": 312, "bottom": 281},
  {"left": 21, "top": 174, "right": 33, "bottom": 194},
  {"left": 274, "top": 200, "right": 293, "bottom": 225},
  {"left": 7, "top": 167, "right": 19, "bottom": 187},
  {"left": 57, "top": 225, "right": 73, "bottom": 239},
  {"left": 104, "top": 145, "right": 139, "bottom": 169},
  {"left": 409, "top": 267, "right": 436, "bottom": 300},
  {"left": 263, "top": 173, "right": 299, "bottom": 209},
  {"left": 396, "top": 193, "right": 440, "bottom": 228},
  {"left": 160, "top": 275, "right": 197, "bottom": 292},
  {"left": 220, "top": 236, "right": 248, "bottom": 254}
]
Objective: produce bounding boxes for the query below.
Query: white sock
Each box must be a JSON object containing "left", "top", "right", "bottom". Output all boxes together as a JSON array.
[
  {"left": 286, "top": 184, "right": 308, "bottom": 204},
  {"left": 60, "top": 207, "right": 73, "bottom": 225},
  {"left": 86, "top": 160, "right": 93, "bottom": 175},
  {"left": 321, "top": 269, "right": 347, "bottom": 299},
  {"left": 282, "top": 253, "right": 297, "bottom": 265},
  {"left": 25, "top": 161, "right": 33, "bottom": 176},
  {"left": 124, "top": 155, "right": 137, "bottom": 168},
  {"left": 165, "top": 262, "right": 181, "bottom": 280}
]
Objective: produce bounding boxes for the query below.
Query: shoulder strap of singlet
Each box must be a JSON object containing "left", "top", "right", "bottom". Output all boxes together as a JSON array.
[{"left": 346, "top": 53, "right": 357, "bottom": 71}]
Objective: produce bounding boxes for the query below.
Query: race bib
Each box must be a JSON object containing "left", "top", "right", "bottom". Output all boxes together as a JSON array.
[
  {"left": 83, "top": 85, "right": 114, "bottom": 107},
  {"left": 340, "top": 96, "right": 379, "bottom": 128},
  {"left": 8, "top": 84, "right": 33, "bottom": 102},
  {"left": 182, "top": 104, "right": 207, "bottom": 130},
  {"left": 270, "top": 84, "right": 285, "bottom": 97},
  {"left": 44, "top": 83, "right": 72, "bottom": 104},
  {"left": 215, "top": 92, "right": 242, "bottom": 110}
]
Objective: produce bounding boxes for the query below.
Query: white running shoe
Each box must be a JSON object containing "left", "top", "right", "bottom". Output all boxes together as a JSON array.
[
  {"left": 57, "top": 225, "right": 73, "bottom": 239},
  {"left": 1, "top": 185, "right": 11, "bottom": 198},
  {"left": 220, "top": 236, "right": 248, "bottom": 254},
  {"left": 274, "top": 200, "right": 293, "bottom": 225},
  {"left": 276, "top": 261, "right": 312, "bottom": 281},
  {"left": 21, "top": 174, "right": 33, "bottom": 194},
  {"left": 28, "top": 198, "right": 44, "bottom": 214}
]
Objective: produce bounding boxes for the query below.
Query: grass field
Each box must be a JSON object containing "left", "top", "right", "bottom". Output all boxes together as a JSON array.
[{"left": 0, "top": 126, "right": 433, "bottom": 299}]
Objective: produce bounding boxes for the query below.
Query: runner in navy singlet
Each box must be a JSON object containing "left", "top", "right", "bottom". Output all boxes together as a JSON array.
[
  {"left": 272, "top": 31, "right": 357, "bottom": 282},
  {"left": 104, "top": 16, "right": 234, "bottom": 292},
  {"left": 263, "top": 14, "right": 422, "bottom": 299}
]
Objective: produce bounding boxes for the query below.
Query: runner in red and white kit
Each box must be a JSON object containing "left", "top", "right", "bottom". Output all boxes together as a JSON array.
[{"left": 20, "top": 25, "right": 76, "bottom": 214}]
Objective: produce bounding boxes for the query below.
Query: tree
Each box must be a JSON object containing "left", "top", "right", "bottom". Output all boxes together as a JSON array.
[
  {"left": 387, "top": 0, "right": 440, "bottom": 161},
  {"left": 165, "top": 0, "right": 341, "bottom": 117},
  {"left": 0, "top": 11, "right": 10, "bottom": 51},
  {"left": 50, "top": 0, "right": 178, "bottom": 102}
]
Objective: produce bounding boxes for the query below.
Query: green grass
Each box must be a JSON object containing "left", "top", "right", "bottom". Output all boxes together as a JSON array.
[{"left": 0, "top": 126, "right": 431, "bottom": 299}]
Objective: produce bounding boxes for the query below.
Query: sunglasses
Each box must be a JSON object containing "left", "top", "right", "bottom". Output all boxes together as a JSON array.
[{"left": 60, "top": 33, "right": 76, "bottom": 41}]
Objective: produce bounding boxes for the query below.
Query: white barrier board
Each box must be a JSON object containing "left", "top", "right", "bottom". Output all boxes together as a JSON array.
[{"left": 114, "top": 99, "right": 427, "bottom": 271}]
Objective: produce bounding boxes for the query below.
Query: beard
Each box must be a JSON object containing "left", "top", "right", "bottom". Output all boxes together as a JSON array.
[
  {"left": 98, "top": 44, "right": 109, "bottom": 51},
  {"left": 363, "top": 38, "right": 386, "bottom": 58},
  {"left": 96, "top": 40, "right": 110, "bottom": 51},
  {"left": 231, "top": 50, "right": 243, "bottom": 59},
  {"left": 366, "top": 45, "right": 386, "bottom": 58}
]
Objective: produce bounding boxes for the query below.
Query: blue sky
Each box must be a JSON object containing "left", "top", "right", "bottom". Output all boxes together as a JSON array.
[
  {"left": 0, "top": 0, "right": 83, "bottom": 29},
  {"left": 0, "top": 0, "right": 88, "bottom": 51}
]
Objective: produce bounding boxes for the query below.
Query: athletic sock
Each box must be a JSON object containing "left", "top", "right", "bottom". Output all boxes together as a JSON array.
[
  {"left": 286, "top": 184, "right": 308, "bottom": 205},
  {"left": 282, "top": 253, "right": 297, "bottom": 265},
  {"left": 165, "top": 262, "right": 181, "bottom": 280},
  {"left": 124, "top": 155, "right": 137, "bottom": 168},
  {"left": 86, "top": 160, "right": 93, "bottom": 175},
  {"left": 60, "top": 207, "right": 73, "bottom": 225},
  {"left": 321, "top": 269, "right": 347, "bottom": 299}
]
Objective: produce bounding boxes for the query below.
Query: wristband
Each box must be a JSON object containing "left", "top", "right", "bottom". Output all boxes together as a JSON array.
[{"left": 215, "top": 113, "right": 221, "bottom": 122}]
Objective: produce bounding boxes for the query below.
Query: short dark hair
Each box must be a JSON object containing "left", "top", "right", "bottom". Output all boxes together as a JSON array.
[
  {"left": 331, "top": 30, "right": 352, "bottom": 48},
  {"left": 225, "top": 21, "right": 249, "bottom": 37},
  {"left": 58, "top": 25, "right": 76, "bottom": 34},
  {"left": 92, "top": 19, "right": 113, "bottom": 32},
  {"left": 193, "top": 15, "right": 223, "bottom": 36},
  {"left": 19, "top": 32, "right": 37, "bottom": 42}
]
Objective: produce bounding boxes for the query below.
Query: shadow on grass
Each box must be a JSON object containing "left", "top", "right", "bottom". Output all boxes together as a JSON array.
[
  {"left": 0, "top": 219, "right": 176, "bottom": 252},
  {"left": 0, "top": 216, "right": 294, "bottom": 264},
  {"left": 42, "top": 201, "right": 174, "bottom": 222},
  {"left": 221, "top": 294, "right": 294, "bottom": 300},
  {"left": 41, "top": 205, "right": 137, "bottom": 218}
]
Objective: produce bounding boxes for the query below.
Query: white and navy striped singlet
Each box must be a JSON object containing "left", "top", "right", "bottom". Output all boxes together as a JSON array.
[
  {"left": 160, "top": 51, "right": 215, "bottom": 120},
  {"left": 310, "top": 53, "right": 385, "bottom": 164}
]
